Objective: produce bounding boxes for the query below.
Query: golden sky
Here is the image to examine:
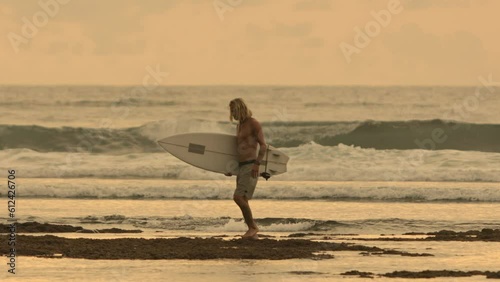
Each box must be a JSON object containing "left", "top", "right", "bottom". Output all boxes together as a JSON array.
[{"left": 1, "top": 0, "right": 499, "bottom": 85}]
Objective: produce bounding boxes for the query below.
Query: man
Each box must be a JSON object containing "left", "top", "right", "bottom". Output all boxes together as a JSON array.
[{"left": 225, "top": 98, "right": 267, "bottom": 239}]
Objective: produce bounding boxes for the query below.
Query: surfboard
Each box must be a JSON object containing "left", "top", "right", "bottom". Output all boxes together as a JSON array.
[{"left": 157, "top": 133, "right": 289, "bottom": 179}]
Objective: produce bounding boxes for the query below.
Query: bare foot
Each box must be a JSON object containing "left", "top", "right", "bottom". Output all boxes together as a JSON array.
[
  {"left": 242, "top": 233, "right": 259, "bottom": 240},
  {"left": 242, "top": 227, "right": 259, "bottom": 238}
]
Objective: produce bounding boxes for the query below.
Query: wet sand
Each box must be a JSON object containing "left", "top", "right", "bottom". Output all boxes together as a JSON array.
[
  {"left": 1, "top": 222, "right": 433, "bottom": 260},
  {"left": 2, "top": 222, "right": 500, "bottom": 279},
  {"left": 1, "top": 234, "right": 432, "bottom": 260},
  {"left": 342, "top": 270, "right": 500, "bottom": 279},
  {"left": 424, "top": 229, "right": 500, "bottom": 241},
  {"left": 9, "top": 222, "right": 498, "bottom": 241},
  {"left": 340, "top": 228, "right": 500, "bottom": 242},
  {"left": 1, "top": 222, "right": 142, "bottom": 233}
]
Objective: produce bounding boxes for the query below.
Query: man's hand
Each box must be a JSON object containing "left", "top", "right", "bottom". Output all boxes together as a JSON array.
[
  {"left": 251, "top": 164, "right": 259, "bottom": 178},
  {"left": 224, "top": 172, "right": 232, "bottom": 177}
]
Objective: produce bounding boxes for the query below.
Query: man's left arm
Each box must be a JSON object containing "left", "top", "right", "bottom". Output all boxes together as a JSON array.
[
  {"left": 251, "top": 119, "right": 266, "bottom": 178},
  {"left": 253, "top": 119, "right": 267, "bottom": 164}
]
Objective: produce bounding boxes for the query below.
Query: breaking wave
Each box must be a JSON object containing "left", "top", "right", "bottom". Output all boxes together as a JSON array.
[{"left": 1, "top": 119, "right": 500, "bottom": 153}]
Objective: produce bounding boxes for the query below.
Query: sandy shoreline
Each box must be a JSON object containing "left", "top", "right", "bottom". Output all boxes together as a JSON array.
[
  {"left": 2, "top": 222, "right": 433, "bottom": 260},
  {"left": 1, "top": 222, "right": 143, "bottom": 234},
  {"left": 342, "top": 270, "right": 500, "bottom": 279},
  {"left": 3, "top": 234, "right": 417, "bottom": 260},
  {"left": 2, "top": 222, "right": 500, "bottom": 279},
  {"left": 5, "top": 222, "right": 500, "bottom": 241}
]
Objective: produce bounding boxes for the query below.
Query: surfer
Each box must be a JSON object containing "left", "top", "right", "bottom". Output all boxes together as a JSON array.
[{"left": 225, "top": 98, "right": 267, "bottom": 239}]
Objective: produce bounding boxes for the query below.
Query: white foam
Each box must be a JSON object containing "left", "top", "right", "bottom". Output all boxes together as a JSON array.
[
  {"left": 210, "top": 219, "right": 247, "bottom": 232},
  {"left": 279, "top": 143, "right": 500, "bottom": 182},
  {"left": 208, "top": 219, "right": 315, "bottom": 233},
  {"left": 139, "top": 119, "right": 233, "bottom": 141},
  {"left": 2, "top": 143, "right": 500, "bottom": 182},
  {"left": 258, "top": 222, "right": 315, "bottom": 232},
  {"left": 11, "top": 178, "right": 500, "bottom": 202}
]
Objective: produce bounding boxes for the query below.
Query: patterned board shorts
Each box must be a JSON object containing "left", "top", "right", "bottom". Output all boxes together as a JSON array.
[{"left": 234, "top": 161, "right": 258, "bottom": 199}]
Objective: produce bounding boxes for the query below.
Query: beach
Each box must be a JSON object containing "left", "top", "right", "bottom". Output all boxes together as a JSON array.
[
  {"left": 3, "top": 0, "right": 500, "bottom": 279},
  {"left": 1, "top": 194, "right": 500, "bottom": 281},
  {"left": 2, "top": 218, "right": 500, "bottom": 280},
  {"left": 1, "top": 85, "right": 500, "bottom": 281}
]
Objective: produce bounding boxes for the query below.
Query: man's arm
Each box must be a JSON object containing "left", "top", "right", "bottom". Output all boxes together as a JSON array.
[{"left": 252, "top": 119, "right": 267, "bottom": 164}]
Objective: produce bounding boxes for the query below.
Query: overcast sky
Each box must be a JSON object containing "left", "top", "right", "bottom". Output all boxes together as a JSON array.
[{"left": 1, "top": 0, "right": 499, "bottom": 85}]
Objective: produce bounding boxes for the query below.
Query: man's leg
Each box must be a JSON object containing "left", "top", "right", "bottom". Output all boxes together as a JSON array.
[{"left": 233, "top": 195, "right": 259, "bottom": 238}]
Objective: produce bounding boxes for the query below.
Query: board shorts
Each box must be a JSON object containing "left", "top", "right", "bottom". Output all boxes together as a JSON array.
[{"left": 234, "top": 160, "right": 258, "bottom": 199}]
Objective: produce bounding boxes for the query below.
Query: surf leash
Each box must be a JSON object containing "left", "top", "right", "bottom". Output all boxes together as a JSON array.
[{"left": 260, "top": 144, "right": 271, "bottom": 181}]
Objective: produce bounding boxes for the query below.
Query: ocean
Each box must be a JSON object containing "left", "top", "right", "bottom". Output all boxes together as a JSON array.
[{"left": 1, "top": 85, "right": 500, "bottom": 281}]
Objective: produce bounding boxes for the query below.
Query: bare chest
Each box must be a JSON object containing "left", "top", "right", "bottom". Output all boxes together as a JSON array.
[{"left": 237, "top": 123, "right": 255, "bottom": 143}]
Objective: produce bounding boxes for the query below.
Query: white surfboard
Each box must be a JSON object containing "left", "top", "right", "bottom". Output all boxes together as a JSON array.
[{"left": 157, "top": 133, "right": 289, "bottom": 179}]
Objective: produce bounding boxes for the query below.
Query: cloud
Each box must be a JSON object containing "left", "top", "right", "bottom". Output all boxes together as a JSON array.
[
  {"left": 275, "top": 22, "right": 312, "bottom": 37},
  {"left": 400, "top": 0, "right": 472, "bottom": 9},
  {"left": 302, "top": 37, "right": 324, "bottom": 48},
  {"left": 381, "top": 23, "right": 487, "bottom": 83},
  {"left": 60, "top": 1, "right": 177, "bottom": 55},
  {"left": 240, "top": 0, "right": 269, "bottom": 6},
  {"left": 0, "top": 3, "right": 14, "bottom": 15},
  {"left": 245, "top": 21, "right": 323, "bottom": 52},
  {"left": 295, "top": 0, "right": 332, "bottom": 11},
  {"left": 3, "top": 0, "right": 179, "bottom": 55},
  {"left": 6, "top": 20, "right": 97, "bottom": 56},
  {"left": 5, "top": 0, "right": 179, "bottom": 18},
  {"left": 1, "top": 0, "right": 499, "bottom": 85},
  {"left": 246, "top": 22, "right": 313, "bottom": 38},
  {"left": 384, "top": 23, "right": 485, "bottom": 61}
]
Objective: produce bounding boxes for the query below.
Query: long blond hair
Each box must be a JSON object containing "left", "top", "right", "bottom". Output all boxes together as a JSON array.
[{"left": 229, "top": 98, "right": 252, "bottom": 123}]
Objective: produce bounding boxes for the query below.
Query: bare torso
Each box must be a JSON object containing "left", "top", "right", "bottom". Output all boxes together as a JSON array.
[{"left": 236, "top": 118, "right": 259, "bottom": 162}]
